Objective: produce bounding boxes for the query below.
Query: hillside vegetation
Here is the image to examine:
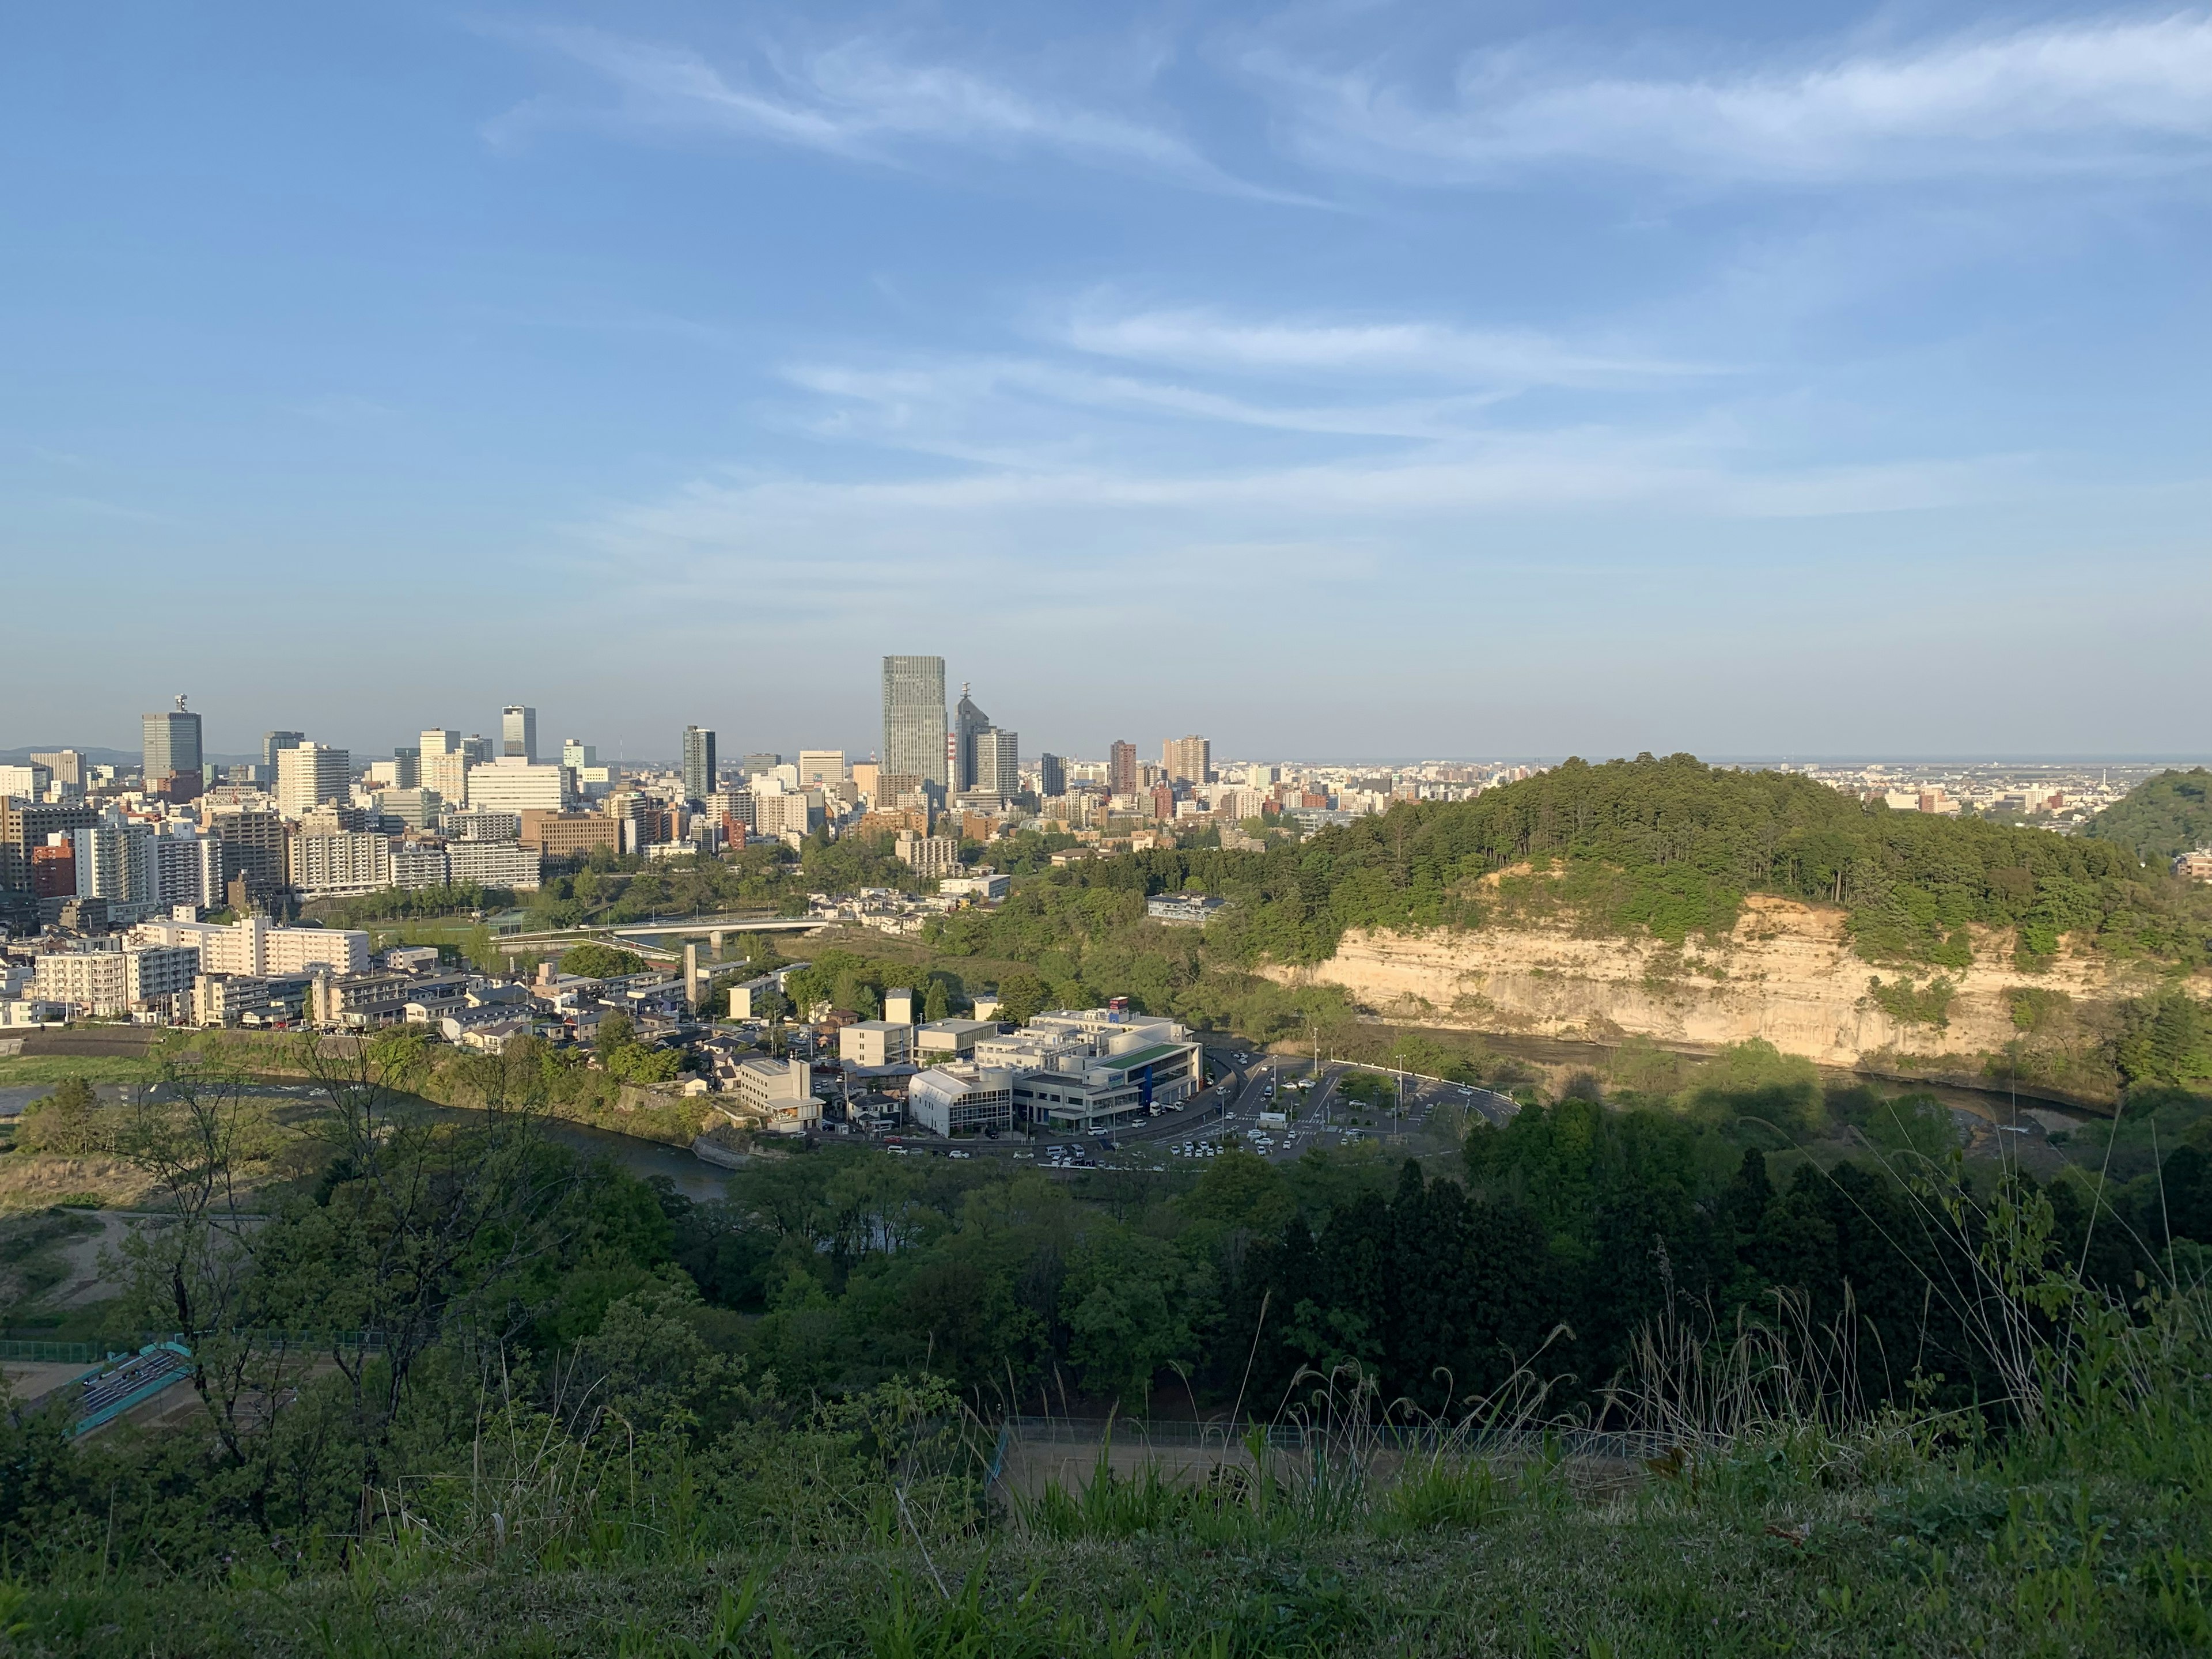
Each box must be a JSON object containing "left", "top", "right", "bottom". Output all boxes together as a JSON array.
[
  {"left": 6, "top": 1041, "right": 2212, "bottom": 1654},
  {"left": 2085, "top": 767, "right": 2212, "bottom": 866}
]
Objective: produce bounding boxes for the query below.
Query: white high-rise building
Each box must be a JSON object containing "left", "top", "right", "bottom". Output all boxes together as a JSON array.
[
  {"left": 501, "top": 705, "right": 537, "bottom": 762},
  {"left": 276, "top": 743, "right": 351, "bottom": 818}
]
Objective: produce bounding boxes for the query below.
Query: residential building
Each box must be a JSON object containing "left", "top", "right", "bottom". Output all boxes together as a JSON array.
[
  {"left": 882, "top": 656, "right": 949, "bottom": 789},
  {"left": 389, "top": 843, "right": 449, "bottom": 889},
  {"left": 682, "top": 725, "right": 717, "bottom": 805},
  {"left": 71, "top": 820, "right": 154, "bottom": 915},
  {"left": 194, "top": 972, "right": 272, "bottom": 1027},
  {"left": 753, "top": 790, "right": 823, "bottom": 840},
  {"left": 907, "top": 1064, "right": 1016, "bottom": 1137},
  {"left": 29, "top": 839, "right": 75, "bottom": 898},
  {"left": 261, "top": 731, "right": 304, "bottom": 772},
  {"left": 143, "top": 700, "right": 205, "bottom": 799},
  {"left": 974, "top": 728, "right": 1019, "bottom": 802},
  {"left": 893, "top": 832, "right": 961, "bottom": 880},
  {"left": 445, "top": 840, "right": 543, "bottom": 891},
  {"left": 130, "top": 914, "right": 371, "bottom": 977},
  {"left": 33, "top": 946, "right": 127, "bottom": 1015},
  {"left": 291, "top": 832, "right": 392, "bottom": 895},
  {"left": 206, "top": 808, "right": 286, "bottom": 895},
  {"left": 1164, "top": 736, "right": 1211, "bottom": 786},
  {"left": 501, "top": 704, "right": 537, "bottom": 762},
  {"left": 276, "top": 743, "right": 351, "bottom": 818},
  {"left": 463, "top": 759, "right": 574, "bottom": 815},
  {"left": 1037, "top": 753, "right": 1066, "bottom": 798},
  {"left": 1109, "top": 741, "right": 1138, "bottom": 796},
  {"left": 839, "top": 1020, "right": 914, "bottom": 1067},
  {"left": 150, "top": 828, "right": 222, "bottom": 911},
  {"left": 2177, "top": 851, "right": 2212, "bottom": 882}
]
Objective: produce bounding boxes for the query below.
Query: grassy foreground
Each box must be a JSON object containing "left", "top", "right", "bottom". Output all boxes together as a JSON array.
[{"left": 9, "top": 1414, "right": 2209, "bottom": 1657}]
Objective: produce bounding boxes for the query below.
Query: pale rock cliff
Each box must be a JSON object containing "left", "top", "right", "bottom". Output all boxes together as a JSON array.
[{"left": 1264, "top": 895, "right": 2199, "bottom": 1073}]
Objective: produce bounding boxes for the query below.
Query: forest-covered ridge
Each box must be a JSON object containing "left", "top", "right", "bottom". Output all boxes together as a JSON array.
[
  {"left": 998, "top": 753, "right": 2211, "bottom": 974},
  {"left": 2084, "top": 766, "right": 2212, "bottom": 866}
]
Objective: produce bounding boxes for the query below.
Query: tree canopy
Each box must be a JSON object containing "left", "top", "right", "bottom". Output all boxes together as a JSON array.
[{"left": 2084, "top": 768, "right": 2212, "bottom": 866}]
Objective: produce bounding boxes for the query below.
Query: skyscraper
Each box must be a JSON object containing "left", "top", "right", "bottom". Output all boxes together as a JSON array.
[
  {"left": 1164, "top": 736, "right": 1212, "bottom": 786},
  {"left": 261, "top": 731, "right": 304, "bottom": 772},
  {"left": 952, "top": 684, "right": 992, "bottom": 793},
  {"left": 974, "top": 729, "right": 1019, "bottom": 801},
  {"left": 502, "top": 705, "right": 537, "bottom": 762},
  {"left": 681, "top": 725, "right": 718, "bottom": 805},
  {"left": 882, "top": 656, "right": 948, "bottom": 790},
  {"left": 1109, "top": 741, "right": 1138, "bottom": 797},
  {"left": 142, "top": 698, "right": 204, "bottom": 800},
  {"left": 1038, "top": 753, "right": 1066, "bottom": 797}
]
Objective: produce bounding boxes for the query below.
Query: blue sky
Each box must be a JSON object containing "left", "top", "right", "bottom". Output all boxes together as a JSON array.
[{"left": 5, "top": 1, "right": 2209, "bottom": 763}]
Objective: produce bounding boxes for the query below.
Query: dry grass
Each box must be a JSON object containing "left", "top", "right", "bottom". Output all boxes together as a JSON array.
[{"left": 0, "top": 1153, "right": 158, "bottom": 1212}]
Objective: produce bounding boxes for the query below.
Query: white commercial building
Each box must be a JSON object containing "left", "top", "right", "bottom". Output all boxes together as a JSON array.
[
  {"left": 907, "top": 1063, "right": 1016, "bottom": 1137},
  {"left": 974, "top": 1006, "right": 1205, "bottom": 1133},
  {"left": 463, "top": 759, "right": 575, "bottom": 815}
]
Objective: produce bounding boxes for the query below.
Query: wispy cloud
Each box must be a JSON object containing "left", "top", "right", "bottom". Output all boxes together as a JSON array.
[
  {"left": 1245, "top": 12, "right": 2212, "bottom": 184},
  {"left": 487, "top": 24, "right": 1304, "bottom": 201},
  {"left": 1059, "top": 301, "right": 1711, "bottom": 385}
]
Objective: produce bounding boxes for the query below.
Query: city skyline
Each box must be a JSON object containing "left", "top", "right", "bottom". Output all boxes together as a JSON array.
[{"left": 7, "top": 2, "right": 2209, "bottom": 756}]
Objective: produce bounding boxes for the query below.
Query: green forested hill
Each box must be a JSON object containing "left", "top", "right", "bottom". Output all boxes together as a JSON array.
[
  {"left": 2084, "top": 767, "right": 2212, "bottom": 865},
  {"left": 944, "top": 754, "right": 2210, "bottom": 975}
]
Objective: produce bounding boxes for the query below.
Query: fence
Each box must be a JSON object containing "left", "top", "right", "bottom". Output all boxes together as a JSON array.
[{"left": 1, "top": 1330, "right": 389, "bottom": 1367}]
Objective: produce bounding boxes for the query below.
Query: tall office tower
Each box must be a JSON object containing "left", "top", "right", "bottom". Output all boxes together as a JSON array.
[
  {"left": 276, "top": 743, "right": 351, "bottom": 819},
  {"left": 882, "top": 656, "right": 948, "bottom": 789},
  {"left": 681, "top": 725, "right": 718, "bottom": 805},
  {"left": 142, "top": 698, "right": 205, "bottom": 800},
  {"left": 1038, "top": 753, "right": 1066, "bottom": 798},
  {"left": 31, "top": 750, "right": 85, "bottom": 787},
  {"left": 974, "top": 729, "right": 1020, "bottom": 800},
  {"left": 421, "top": 728, "right": 459, "bottom": 759},
  {"left": 562, "top": 738, "right": 597, "bottom": 768},
  {"left": 262, "top": 731, "right": 305, "bottom": 772},
  {"left": 952, "top": 684, "right": 992, "bottom": 791},
  {"left": 502, "top": 705, "right": 537, "bottom": 762},
  {"left": 388, "top": 745, "right": 421, "bottom": 789},
  {"left": 741, "top": 753, "right": 781, "bottom": 778},
  {"left": 1109, "top": 741, "right": 1138, "bottom": 796},
  {"left": 461, "top": 734, "right": 495, "bottom": 766},
  {"left": 1164, "top": 735, "right": 1213, "bottom": 786}
]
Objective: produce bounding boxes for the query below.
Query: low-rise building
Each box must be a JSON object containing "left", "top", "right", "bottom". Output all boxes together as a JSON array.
[
  {"left": 722, "top": 1055, "right": 822, "bottom": 1134},
  {"left": 2175, "top": 850, "right": 2212, "bottom": 883},
  {"left": 520, "top": 810, "right": 620, "bottom": 859},
  {"left": 938, "top": 872, "right": 1010, "bottom": 902},
  {"left": 1146, "top": 893, "right": 1226, "bottom": 926},
  {"left": 915, "top": 1018, "right": 998, "bottom": 1060},
  {"left": 130, "top": 914, "right": 371, "bottom": 978},
  {"left": 907, "top": 1063, "right": 1016, "bottom": 1137},
  {"left": 839, "top": 1020, "right": 913, "bottom": 1067}
]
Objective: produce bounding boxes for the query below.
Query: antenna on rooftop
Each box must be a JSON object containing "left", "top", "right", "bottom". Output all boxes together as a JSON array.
[{"left": 175, "top": 693, "right": 188, "bottom": 713}]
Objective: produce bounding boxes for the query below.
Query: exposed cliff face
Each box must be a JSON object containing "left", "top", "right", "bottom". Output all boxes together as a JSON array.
[{"left": 1264, "top": 895, "right": 2201, "bottom": 1086}]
